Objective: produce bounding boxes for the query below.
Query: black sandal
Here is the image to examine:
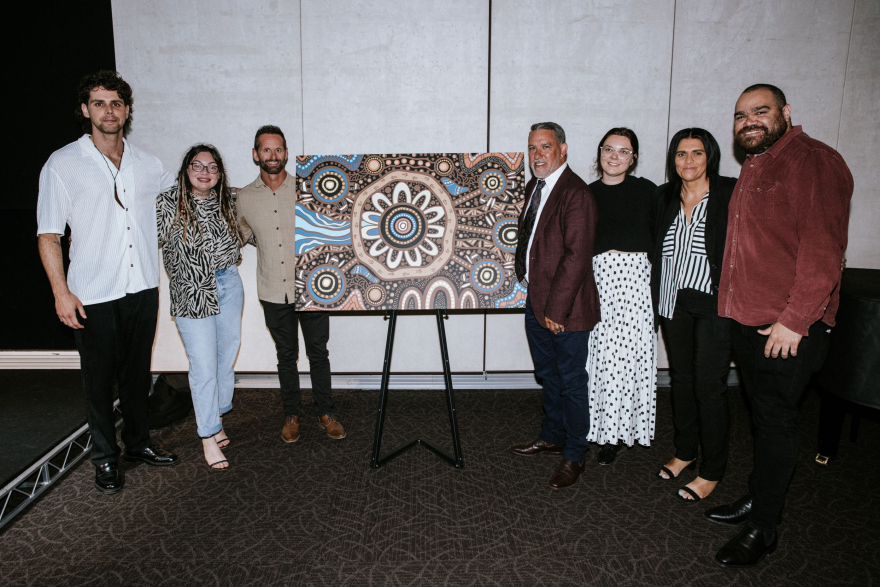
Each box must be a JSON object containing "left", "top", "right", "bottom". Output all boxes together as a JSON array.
[
  {"left": 656, "top": 460, "right": 696, "bottom": 480},
  {"left": 208, "top": 459, "right": 228, "bottom": 471},
  {"left": 675, "top": 485, "right": 702, "bottom": 504}
]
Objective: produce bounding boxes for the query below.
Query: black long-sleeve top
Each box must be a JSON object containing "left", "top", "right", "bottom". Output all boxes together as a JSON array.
[{"left": 588, "top": 174, "right": 656, "bottom": 256}]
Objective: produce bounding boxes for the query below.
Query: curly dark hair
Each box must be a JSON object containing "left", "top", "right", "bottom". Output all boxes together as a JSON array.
[
  {"left": 76, "top": 70, "right": 134, "bottom": 136},
  {"left": 173, "top": 144, "right": 238, "bottom": 242}
]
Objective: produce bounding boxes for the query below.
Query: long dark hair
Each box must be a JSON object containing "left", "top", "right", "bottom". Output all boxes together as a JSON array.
[
  {"left": 173, "top": 144, "right": 237, "bottom": 241},
  {"left": 593, "top": 127, "right": 640, "bottom": 179},
  {"left": 664, "top": 128, "right": 720, "bottom": 201}
]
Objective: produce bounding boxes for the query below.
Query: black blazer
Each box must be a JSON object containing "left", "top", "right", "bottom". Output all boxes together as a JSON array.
[{"left": 649, "top": 175, "right": 737, "bottom": 330}]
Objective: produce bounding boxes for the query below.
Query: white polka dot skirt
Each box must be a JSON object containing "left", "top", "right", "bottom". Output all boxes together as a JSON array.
[{"left": 586, "top": 252, "right": 657, "bottom": 447}]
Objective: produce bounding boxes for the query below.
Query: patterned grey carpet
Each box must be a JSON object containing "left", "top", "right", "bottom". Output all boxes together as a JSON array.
[{"left": 0, "top": 386, "right": 877, "bottom": 587}]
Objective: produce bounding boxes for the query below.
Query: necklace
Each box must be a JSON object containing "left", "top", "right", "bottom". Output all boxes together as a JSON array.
[{"left": 92, "top": 139, "right": 125, "bottom": 209}]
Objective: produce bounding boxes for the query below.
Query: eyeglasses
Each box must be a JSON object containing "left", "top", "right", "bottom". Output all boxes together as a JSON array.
[
  {"left": 600, "top": 146, "right": 633, "bottom": 158},
  {"left": 190, "top": 161, "right": 220, "bottom": 174}
]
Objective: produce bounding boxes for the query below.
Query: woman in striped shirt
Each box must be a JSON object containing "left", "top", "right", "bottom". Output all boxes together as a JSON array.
[{"left": 650, "top": 128, "right": 737, "bottom": 503}]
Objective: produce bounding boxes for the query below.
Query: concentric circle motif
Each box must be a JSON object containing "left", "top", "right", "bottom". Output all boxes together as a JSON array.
[
  {"left": 492, "top": 218, "right": 518, "bottom": 252},
  {"left": 434, "top": 157, "right": 454, "bottom": 175},
  {"left": 471, "top": 260, "right": 504, "bottom": 293},
  {"left": 364, "top": 285, "right": 386, "bottom": 306},
  {"left": 312, "top": 167, "right": 348, "bottom": 203},
  {"left": 365, "top": 156, "right": 384, "bottom": 174},
  {"left": 307, "top": 265, "right": 346, "bottom": 304},
  {"left": 380, "top": 204, "right": 426, "bottom": 250},
  {"left": 479, "top": 169, "right": 507, "bottom": 196}
]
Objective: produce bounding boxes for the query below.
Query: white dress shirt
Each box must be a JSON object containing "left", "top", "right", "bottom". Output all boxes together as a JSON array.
[
  {"left": 37, "top": 135, "right": 175, "bottom": 305},
  {"left": 525, "top": 162, "right": 568, "bottom": 282}
]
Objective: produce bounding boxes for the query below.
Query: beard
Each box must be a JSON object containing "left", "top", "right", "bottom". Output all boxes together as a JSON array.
[
  {"left": 259, "top": 156, "right": 288, "bottom": 175},
  {"left": 735, "top": 113, "right": 788, "bottom": 154},
  {"left": 93, "top": 118, "right": 124, "bottom": 136}
]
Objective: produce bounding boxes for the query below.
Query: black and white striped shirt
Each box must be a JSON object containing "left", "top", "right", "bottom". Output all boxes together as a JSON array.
[{"left": 658, "top": 194, "right": 713, "bottom": 318}]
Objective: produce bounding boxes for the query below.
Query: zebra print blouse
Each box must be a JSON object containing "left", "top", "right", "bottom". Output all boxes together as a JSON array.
[
  {"left": 157, "top": 189, "right": 242, "bottom": 319},
  {"left": 658, "top": 193, "right": 713, "bottom": 319}
]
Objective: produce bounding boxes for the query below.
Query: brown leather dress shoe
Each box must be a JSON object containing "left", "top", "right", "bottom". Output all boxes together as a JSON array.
[
  {"left": 318, "top": 414, "right": 346, "bottom": 439},
  {"left": 548, "top": 459, "right": 585, "bottom": 489},
  {"left": 281, "top": 415, "right": 300, "bottom": 443},
  {"left": 510, "top": 438, "right": 565, "bottom": 457}
]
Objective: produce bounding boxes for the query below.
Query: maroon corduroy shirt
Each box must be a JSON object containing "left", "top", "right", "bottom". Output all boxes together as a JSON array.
[{"left": 718, "top": 126, "right": 853, "bottom": 336}]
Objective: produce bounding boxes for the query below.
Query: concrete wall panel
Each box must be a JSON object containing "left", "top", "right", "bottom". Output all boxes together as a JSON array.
[
  {"left": 668, "top": 0, "right": 855, "bottom": 178},
  {"left": 300, "top": 0, "right": 489, "bottom": 153},
  {"left": 838, "top": 0, "right": 880, "bottom": 269},
  {"left": 489, "top": 0, "right": 676, "bottom": 185}
]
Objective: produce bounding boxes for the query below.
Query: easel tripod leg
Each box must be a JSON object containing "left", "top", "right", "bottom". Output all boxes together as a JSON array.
[{"left": 370, "top": 310, "right": 397, "bottom": 468}]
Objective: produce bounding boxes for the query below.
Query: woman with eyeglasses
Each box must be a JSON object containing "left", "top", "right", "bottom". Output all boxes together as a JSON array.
[
  {"left": 585, "top": 128, "right": 658, "bottom": 465},
  {"left": 650, "top": 128, "right": 736, "bottom": 503},
  {"left": 157, "top": 144, "right": 243, "bottom": 470}
]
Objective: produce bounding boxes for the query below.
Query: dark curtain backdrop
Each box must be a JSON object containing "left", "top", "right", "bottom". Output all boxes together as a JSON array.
[{"left": 2, "top": 1, "right": 116, "bottom": 349}]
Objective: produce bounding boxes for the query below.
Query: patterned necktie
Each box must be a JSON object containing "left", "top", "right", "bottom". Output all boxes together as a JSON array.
[{"left": 514, "top": 179, "right": 546, "bottom": 283}]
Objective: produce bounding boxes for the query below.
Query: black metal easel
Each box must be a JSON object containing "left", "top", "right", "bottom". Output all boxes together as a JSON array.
[{"left": 369, "top": 309, "right": 464, "bottom": 469}]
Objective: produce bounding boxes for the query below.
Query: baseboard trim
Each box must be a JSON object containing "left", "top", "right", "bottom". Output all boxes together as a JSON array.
[
  {"left": 0, "top": 352, "right": 741, "bottom": 388},
  {"left": 0, "top": 351, "right": 81, "bottom": 369}
]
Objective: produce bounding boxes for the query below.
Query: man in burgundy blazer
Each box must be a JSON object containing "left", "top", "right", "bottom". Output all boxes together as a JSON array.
[{"left": 510, "top": 122, "right": 600, "bottom": 489}]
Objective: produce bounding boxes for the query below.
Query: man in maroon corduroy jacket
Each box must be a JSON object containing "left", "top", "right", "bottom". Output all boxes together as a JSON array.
[{"left": 707, "top": 84, "right": 853, "bottom": 569}]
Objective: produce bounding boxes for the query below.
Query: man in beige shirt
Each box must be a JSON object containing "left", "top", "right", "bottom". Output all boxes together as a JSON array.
[{"left": 238, "top": 125, "right": 345, "bottom": 442}]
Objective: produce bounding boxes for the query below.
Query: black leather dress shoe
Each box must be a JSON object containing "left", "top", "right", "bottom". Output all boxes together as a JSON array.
[
  {"left": 704, "top": 494, "right": 752, "bottom": 526},
  {"left": 123, "top": 446, "right": 180, "bottom": 467},
  {"left": 94, "top": 463, "right": 124, "bottom": 495},
  {"left": 510, "top": 438, "right": 564, "bottom": 457},
  {"left": 715, "top": 526, "right": 778, "bottom": 568},
  {"left": 548, "top": 459, "right": 585, "bottom": 489}
]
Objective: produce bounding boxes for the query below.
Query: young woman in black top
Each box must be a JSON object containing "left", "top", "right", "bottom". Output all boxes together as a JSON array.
[
  {"left": 650, "top": 128, "right": 735, "bottom": 502},
  {"left": 586, "top": 128, "right": 658, "bottom": 465}
]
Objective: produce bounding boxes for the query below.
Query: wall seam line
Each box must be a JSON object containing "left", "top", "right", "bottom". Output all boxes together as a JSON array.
[
  {"left": 299, "top": 0, "right": 306, "bottom": 155},
  {"left": 664, "top": 0, "right": 677, "bottom": 182},
  {"left": 486, "top": 0, "right": 492, "bottom": 153},
  {"left": 835, "top": 0, "right": 857, "bottom": 152}
]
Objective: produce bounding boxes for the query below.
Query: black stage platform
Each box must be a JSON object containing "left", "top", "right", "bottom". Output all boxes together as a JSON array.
[{"left": 0, "top": 370, "right": 85, "bottom": 488}]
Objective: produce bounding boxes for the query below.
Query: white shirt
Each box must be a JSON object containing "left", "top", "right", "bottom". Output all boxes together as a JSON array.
[
  {"left": 37, "top": 135, "right": 175, "bottom": 305},
  {"left": 525, "top": 162, "right": 568, "bottom": 282}
]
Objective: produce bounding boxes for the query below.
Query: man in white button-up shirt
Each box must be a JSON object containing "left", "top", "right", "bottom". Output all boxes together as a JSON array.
[{"left": 37, "top": 71, "right": 179, "bottom": 495}]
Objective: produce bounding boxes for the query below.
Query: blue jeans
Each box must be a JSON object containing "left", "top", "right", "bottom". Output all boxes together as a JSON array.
[
  {"left": 524, "top": 296, "right": 592, "bottom": 462},
  {"left": 175, "top": 265, "right": 244, "bottom": 437}
]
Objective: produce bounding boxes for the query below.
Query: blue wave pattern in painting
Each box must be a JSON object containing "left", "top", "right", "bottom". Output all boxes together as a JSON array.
[
  {"left": 351, "top": 265, "right": 379, "bottom": 283},
  {"left": 441, "top": 177, "right": 469, "bottom": 195},
  {"left": 494, "top": 282, "right": 528, "bottom": 309},
  {"left": 295, "top": 204, "right": 352, "bottom": 255},
  {"left": 295, "top": 155, "right": 364, "bottom": 177}
]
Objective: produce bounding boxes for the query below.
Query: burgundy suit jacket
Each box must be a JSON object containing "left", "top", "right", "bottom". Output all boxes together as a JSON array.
[{"left": 519, "top": 165, "right": 600, "bottom": 332}]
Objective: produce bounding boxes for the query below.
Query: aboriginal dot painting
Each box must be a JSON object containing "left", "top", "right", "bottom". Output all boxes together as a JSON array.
[{"left": 294, "top": 153, "right": 528, "bottom": 311}]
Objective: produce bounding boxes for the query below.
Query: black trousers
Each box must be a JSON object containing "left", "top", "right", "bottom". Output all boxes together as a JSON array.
[
  {"left": 74, "top": 288, "right": 158, "bottom": 466},
  {"left": 660, "top": 289, "right": 732, "bottom": 481},
  {"left": 732, "top": 319, "right": 830, "bottom": 532},
  {"left": 260, "top": 300, "right": 334, "bottom": 418}
]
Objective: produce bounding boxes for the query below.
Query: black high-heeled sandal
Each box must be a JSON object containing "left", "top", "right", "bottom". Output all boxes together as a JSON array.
[{"left": 656, "top": 460, "right": 696, "bottom": 480}]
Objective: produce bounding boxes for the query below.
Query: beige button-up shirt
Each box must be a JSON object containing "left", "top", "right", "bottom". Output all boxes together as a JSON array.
[{"left": 237, "top": 173, "right": 298, "bottom": 303}]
